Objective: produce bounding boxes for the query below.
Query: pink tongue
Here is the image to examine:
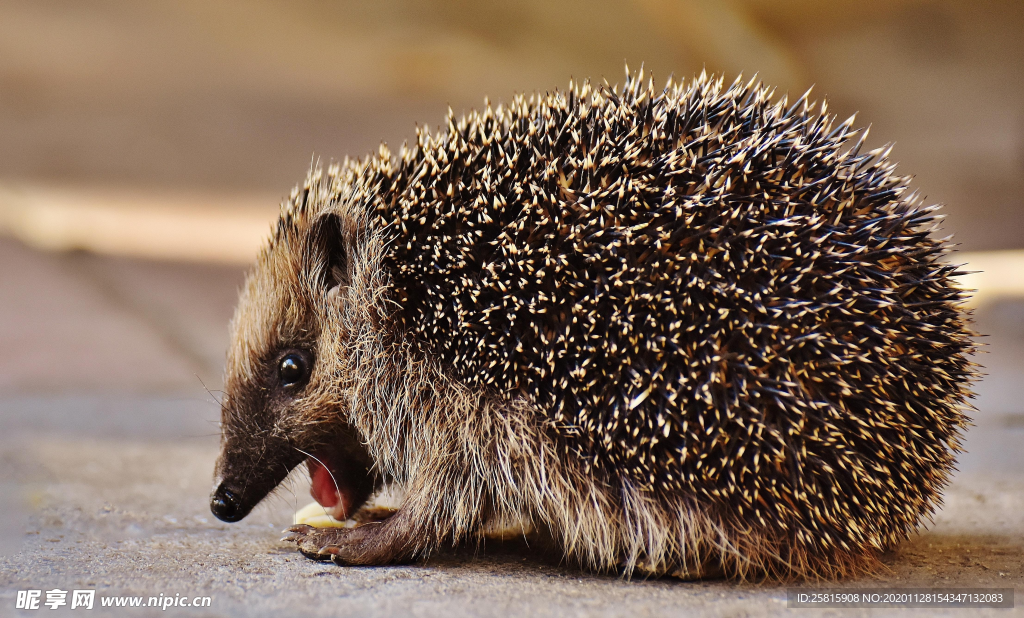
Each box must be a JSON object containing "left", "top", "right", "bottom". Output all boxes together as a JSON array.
[{"left": 309, "top": 459, "right": 350, "bottom": 519}]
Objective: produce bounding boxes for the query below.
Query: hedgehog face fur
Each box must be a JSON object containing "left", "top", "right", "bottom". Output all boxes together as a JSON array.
[{"left": 210, "top": 70, "right": 975, "bottom": 579}]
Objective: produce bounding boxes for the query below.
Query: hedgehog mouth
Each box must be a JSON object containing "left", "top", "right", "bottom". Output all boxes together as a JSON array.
[{"left": 306, "top": 449, "right": 372, "bottom": 520}]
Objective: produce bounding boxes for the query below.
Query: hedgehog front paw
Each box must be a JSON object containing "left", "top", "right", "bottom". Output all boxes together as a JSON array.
[
  {"left": 281, "top": 524, "right": 350, "bottom": 561},
  {"left": 282, "top": 522, "right": 400, "bottom": 565}
]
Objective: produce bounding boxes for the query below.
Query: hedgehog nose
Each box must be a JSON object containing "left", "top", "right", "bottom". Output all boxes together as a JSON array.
[{"left": 210, "top": 484, "right": 243, "bottom": 522}]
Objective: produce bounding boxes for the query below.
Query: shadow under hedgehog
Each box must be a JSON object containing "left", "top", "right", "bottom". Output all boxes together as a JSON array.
[{"left": 210, "top": 70, "right": 975, "bottom": 580}]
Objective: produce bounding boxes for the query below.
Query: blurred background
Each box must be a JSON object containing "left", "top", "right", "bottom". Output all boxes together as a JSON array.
[
  {"left": 0, "top": 0, "right": 1022, "bottom": 562},
  {"left": 2, "top": 0, "right": 1023, "bottom": 250}
]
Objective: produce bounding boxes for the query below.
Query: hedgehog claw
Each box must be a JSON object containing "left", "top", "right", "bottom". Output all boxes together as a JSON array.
[
  {"left": 280, "top": 525, "right": 315, "bottom": 542},
  {"left": 300, "top": 548, "right": 334, "bottom": 561}
]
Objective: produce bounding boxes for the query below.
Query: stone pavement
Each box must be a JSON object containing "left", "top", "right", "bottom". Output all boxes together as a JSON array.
[{"left": 0, "top": 235, "right": 1022, "bottom": 617}]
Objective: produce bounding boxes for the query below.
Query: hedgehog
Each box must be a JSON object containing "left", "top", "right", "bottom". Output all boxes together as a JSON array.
[{"left": 209, "top": 69, "right": 975, "bottom": 580}]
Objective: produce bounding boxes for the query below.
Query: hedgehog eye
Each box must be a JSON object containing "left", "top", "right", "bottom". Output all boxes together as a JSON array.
[{"left": 278, "top": 353, "right": 309, "bottom": 387}]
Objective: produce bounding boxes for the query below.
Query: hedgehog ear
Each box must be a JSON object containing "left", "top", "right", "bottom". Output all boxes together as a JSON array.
[{"left": 311, "top": 213, "right": 348, "bottom": 299}]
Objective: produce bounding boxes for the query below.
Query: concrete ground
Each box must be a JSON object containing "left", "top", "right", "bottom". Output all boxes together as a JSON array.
[{"left": 0, "top": 234, "right": 1022, "bottom": 617}]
